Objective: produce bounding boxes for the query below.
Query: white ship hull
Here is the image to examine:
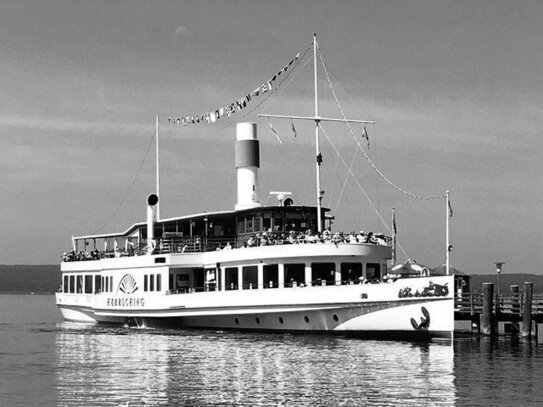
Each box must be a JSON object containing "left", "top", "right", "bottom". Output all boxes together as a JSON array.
[{"left": 57, "top": 258, "right": 454, "bottom": 340}]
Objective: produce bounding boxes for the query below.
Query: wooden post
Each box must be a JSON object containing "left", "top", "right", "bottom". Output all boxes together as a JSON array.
[
  {"left": 482, "top": 283, "right": 495, "bottom": 336},
  {"left": 508, "top": 284, "right": 520, "bottom": 334},
  {"left": 522, "top": 282, "right": 533, "bottom": 338},
  {"left": 511, "top": 285, "right": 520, "bottom": 315}
]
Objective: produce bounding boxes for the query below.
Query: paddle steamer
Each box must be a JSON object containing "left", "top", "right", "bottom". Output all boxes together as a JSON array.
[{"left": 56, "top": 35, "right": 454, "bottom": 339}]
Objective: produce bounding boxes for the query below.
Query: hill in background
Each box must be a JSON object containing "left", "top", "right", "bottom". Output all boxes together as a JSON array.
[
  {"left": 0, "top": 265, "right": 542, "bottom": 294},
  {"left": 0, "top": 265, "right": 60, "bottom": 294}
]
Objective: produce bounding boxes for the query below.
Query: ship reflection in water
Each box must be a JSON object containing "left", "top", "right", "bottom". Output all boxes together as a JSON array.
[{"left": 55, "top": 322, "right": 455, "bottom": 406}]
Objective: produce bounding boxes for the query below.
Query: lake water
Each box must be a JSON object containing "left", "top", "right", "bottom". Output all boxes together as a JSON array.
[{"left": 0, "top": 295, "right": 542, "bottom": 406}]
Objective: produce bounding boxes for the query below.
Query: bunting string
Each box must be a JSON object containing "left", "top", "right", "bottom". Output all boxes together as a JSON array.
[{"left": 169, "top": 51, "right": 303, "bottom": 127}]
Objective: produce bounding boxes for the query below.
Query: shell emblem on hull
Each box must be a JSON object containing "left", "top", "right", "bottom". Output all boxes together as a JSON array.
[{"left": 118, "top": 274, "right": 139, "bottom": 295}]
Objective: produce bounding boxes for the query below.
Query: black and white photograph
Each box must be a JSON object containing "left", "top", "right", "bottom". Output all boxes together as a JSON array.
[{"left": 0, "top": 1, "right": 541, "bottom": 405}]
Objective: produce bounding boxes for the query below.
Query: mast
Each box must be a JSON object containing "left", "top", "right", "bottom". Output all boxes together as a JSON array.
[
  {"left": 446, "top": 190, "right": 450, "bottom": 275},
  {"left": 258, "top": 34, "right": 374, "bottom": 234},
  {"left": 314, "top": 33, "right": 322, "bottom": 232},
  {"left": 155, "top": 114, "right": 160, "bottom": 221}
]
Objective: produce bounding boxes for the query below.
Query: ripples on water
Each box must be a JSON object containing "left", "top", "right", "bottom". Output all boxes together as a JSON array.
[{"left": 1, "top": 295, "right": 543, "bottom": 406}]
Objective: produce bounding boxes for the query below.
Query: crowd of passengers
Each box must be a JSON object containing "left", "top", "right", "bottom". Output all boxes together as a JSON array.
[
  {"left": 62, "top": 249, "right": 102, "bottom": 262},
  {"left": 241, "top": 229, "right": 389, "bottom": 248},
  {"left": 62, "top": 229, "right": 390, "bottom": 261}
]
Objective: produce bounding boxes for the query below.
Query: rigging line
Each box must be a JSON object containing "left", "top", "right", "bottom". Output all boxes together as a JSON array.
[
  {"left": 333, "top": 142, "right": 359, "bottom": 213},
  {"left": 319, "top": 123, "right": 409, "bottom": 259},
  {"left": 317, "top": 50, "right": 445, "bottom": 201},
  {"left": 177, "top": 43, "right": 313, "bottom": 138},
  {"left": 93, "top": 132, "right": 156, "bottom": 234}
]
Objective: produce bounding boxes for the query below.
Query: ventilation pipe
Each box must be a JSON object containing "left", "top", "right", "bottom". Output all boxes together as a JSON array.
[
  {"left": 235, "top": 122, "right": 262, "bottom": 210},
  {"left": 147, "top": 193, "right": 159, "bottom": 254}
]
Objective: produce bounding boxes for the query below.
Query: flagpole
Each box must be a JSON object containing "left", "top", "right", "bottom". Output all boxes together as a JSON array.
[
  {"left": 313, "top": 33, "right": 323, "bottom": 233},
  {"left": 392, "top": 208, "right": 396, "bottom": 264},
  {"left": 446, "top": 190, "right": 450, "bottom": 276},
  {"left": 156, "top": 114, "right": 160, "bottom": 221}
]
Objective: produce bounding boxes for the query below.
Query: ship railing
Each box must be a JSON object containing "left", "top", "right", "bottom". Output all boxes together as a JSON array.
[{"left": 62, "top": 231, "right": 392, "bottom": 262}]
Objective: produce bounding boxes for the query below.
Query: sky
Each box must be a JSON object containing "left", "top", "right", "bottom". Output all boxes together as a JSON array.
[{"left": 0, "top": 0, "right": 541, "bottom": 275}]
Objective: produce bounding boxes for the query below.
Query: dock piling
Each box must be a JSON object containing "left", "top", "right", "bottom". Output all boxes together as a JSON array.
[
  {"left": 482, "top": 283, "right": 496, "bottom": 336},
  {"left": 522, "top": 282, "right": 533, "bottom": 338}
]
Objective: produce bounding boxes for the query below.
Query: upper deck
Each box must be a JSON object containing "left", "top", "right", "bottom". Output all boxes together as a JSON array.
[{"left": 62, "top": 204, "right": 391, "bottom": 263}]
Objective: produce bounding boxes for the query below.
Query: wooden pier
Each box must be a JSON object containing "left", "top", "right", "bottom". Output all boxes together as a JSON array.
[{"left": 455, "top": 282, "right": 543, "bottom": 339}]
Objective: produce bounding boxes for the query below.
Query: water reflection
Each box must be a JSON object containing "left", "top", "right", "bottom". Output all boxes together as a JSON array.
[
  {"left": 454, "top": 336, "right": 542, "bottom": 406},
  {"left": 56, "top": 323, "right": 455, "bottom": 406}
]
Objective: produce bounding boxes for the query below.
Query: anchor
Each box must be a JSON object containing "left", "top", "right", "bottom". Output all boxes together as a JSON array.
[{"left": 410, "top": 307, "right": 431, "bottom": 330}]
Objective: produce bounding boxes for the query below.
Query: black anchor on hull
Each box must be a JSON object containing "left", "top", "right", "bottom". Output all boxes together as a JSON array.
[{"left": 410, "top": 306, "right": 430, "bottom": 330}]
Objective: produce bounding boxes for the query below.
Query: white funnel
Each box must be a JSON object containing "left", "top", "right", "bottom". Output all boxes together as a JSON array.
[{"left": 235, "top": 123, "right": 262, "bottom": 210}]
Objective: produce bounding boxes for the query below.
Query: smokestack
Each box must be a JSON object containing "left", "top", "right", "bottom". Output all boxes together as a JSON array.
[
  {"left": 147, "top": 193, "right": 158, "bottom": 253},
  {"left": 235, "top": 122, "right": 262, "bottom": 210}
]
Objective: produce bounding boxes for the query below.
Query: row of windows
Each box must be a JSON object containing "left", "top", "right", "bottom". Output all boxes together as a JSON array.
[
  {"left": 143, "top": 274, "right": 162, "bottom": 292},
  {"left": 62, "top": 274, "right": 112, "bottom": 294},
  {"left": 222, "top": 262, "right": 381, "bottom": 290}
]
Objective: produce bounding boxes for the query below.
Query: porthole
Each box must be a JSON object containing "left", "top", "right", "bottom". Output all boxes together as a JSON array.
[
  {"left": 234, "top": 318, "right": 239, "bottom": 325},
  {"left": 256, "top": 317, "right": 261, "bottom": 324},
  {"left": 333, "top": 314, "right": 339, "bottom": 322},
  {"left": 304, "top": 316, "right": 310, "bottom": 323},
  {"left": 278, "top": 317, "right": 284, "bottom": 324}
]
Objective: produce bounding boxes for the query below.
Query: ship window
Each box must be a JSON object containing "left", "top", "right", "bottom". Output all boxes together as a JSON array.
[
  {"left": 311, "top": 263, "right": 335, "bottom": 286},
  {"left": 110, "top": 276, "right": 113, "bottom": 292},
  {"left": 278, "top": 317, "right": 284, "bottom": 324},
  {"left": 242, "top": 266, "right": 258, "bottom": 289},
  {"left": 94, "top": 275, "right": 101, "bottom": 294},
  {"left": 76, "top": 275, "right": 83, "bottom": 293},
  {"left": 225, "top": 267, "right": 238, "bottom": 290},
  {"left": 263, "top": 264, "right": 278, "bottom": 289},
  {"left": 150, "top": 274, "right": 155, "bottom": 291},
  {"left": 69, "top": 275, "right": 75, "bottom": 293},
  {"left": 84, "top": 275, "right": 93, "bottom": 294},
  {"left": 263, "top": 212, "right": 272, "bottom": 230},
  {"left": 341, "top": 263, "right": 363, "bottom": 284},
  {"left": 333, "top": 314, "right": 339, "bottom": 322},
  {"left": 156, "top": 274, "right": 161, "bottom": 292},
  {"left": 273, "top": 213, "right": 283, "bottom": 232},
  {"left": 366, "top": 263, "right": 381, "bottom": 281},
  {"left": 63, "top": 275, "right": 69, "bottom": 293},
  {"left": 284, "top": 264, "right": 304, "bottom": 287},
  {"left": 304, "top": 316, "right": 310, "bottom": 323},
  {"left": 144, "top": 275, "right": 148, "bottom": 292},
  {"left": 256, "top": 317, "right": 261, "bottom": 324},
  {"left": 246, "top": 217, "right": 254, "bottom": 233}
]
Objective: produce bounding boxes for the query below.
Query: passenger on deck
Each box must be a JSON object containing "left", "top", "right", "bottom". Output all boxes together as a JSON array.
[
  {"left": 356, "top": 231, "right": 365, "bottom": 243},
  {"left": 287, "top": 231, "right": 296, "bottom": 244},
  {"left": 365, "top": 232, "right": 377, "bottom": 244},
  {"left": 374, "top": 233, "right": 386, "bottom": 245},
  {"left": 247, "top": 235, "right": 256, "bottom": 247},
  {"left": 223, "top": 242, "right": 233, "bottom": 250},
  {"left": 348, "top": 233, "right": 358, "bottom": 244}
]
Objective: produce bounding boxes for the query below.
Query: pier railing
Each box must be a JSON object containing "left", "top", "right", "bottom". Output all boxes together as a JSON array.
[{"left": 454, "top": 283, "right": 543, "bottom": 339}]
